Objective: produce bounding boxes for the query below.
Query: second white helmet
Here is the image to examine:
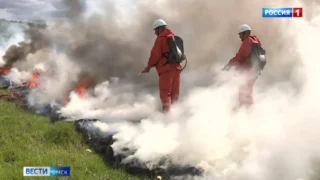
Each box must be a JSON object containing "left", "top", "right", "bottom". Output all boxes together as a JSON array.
[
  {"left": 238, "top": 24, "right": 251, "bottom": 33},
  {"left": 153, "top": 19, "right": 167, "bottom": 30}
]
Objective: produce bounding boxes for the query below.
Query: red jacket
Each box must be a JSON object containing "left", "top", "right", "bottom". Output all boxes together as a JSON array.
[
  {"left": 147, "top": 28, "right": 182, "bottom": 75},
  {"left": 227, "top": 36, "right": 261, "bottom": 71}
]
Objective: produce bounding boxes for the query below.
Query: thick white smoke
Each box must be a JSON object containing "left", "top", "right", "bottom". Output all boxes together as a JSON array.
[
  {"left": 61, "top": 80, "right": 159, "bottom": 121},
  {"left": 25, "top": 50, "right": 83, "bottom": 112},
  {"left": 1, "top": 0, "right": 320, "bottom": 179},
  {"left": 58, "top": 10, "right": 320, "bottom": 180},
  {"left": 60, "top": 2, "right": 320, "bottom": 180}
]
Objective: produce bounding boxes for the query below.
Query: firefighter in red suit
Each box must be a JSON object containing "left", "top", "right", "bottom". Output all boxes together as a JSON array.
[
  {"left": 141, "top": 19, "right": 182, "bottom": 113},
  {"left": 222, "top": 24, "right": 262, "bottom": 107}
]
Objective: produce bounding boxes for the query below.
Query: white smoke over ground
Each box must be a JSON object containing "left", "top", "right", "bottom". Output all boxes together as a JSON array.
[
  {"left": 61, "top": 80, "right": 159, "bottom": 121},
  {"left": 1, "top": 0, "right": 320, "bottom": 179},
  {"left": 25, "top": 51, "right": 83, "bottom": 113},
  {"left": 59, "top": 1, "right": 320, "bottom": 180}
]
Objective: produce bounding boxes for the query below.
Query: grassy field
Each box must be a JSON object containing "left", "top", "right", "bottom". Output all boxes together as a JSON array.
[{"left": 0, "top": 90, "right": 139, "bottom": 180}]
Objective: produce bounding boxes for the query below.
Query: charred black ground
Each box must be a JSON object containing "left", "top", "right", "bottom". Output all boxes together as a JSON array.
[{"left": 74, "top": 119, "right": 204, "bottom": 179}]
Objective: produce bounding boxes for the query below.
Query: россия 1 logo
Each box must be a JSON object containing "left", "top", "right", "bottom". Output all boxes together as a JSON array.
[{"left": 262, "top": 7, "right": 303, "bottom": 18}]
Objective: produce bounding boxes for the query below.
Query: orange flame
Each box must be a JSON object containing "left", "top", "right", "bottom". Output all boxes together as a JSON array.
[
  {"left": 64, "top": 77, "right": 92, "bottom": 105},
  {"left": 25, "top": 71, "right": 40, "bottom": 88},
  {"left": 0, "top": 65, "right": 12, "bottom": 75}
]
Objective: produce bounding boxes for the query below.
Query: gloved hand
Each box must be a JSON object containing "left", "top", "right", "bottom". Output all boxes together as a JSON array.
[
  {"left": 141, "top": 66, "right": 151, "bottom": 73},
  {"left": 221, "top": 64, "right": 231, "bottom": 71}
]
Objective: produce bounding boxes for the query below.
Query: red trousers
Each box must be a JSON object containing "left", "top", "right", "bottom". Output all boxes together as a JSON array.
[
  {"left": 159, "top": 70, "right": 181, "bottom": 112},
  {"left": 238, "top": 70, "right": 258, "bottom": 107}
]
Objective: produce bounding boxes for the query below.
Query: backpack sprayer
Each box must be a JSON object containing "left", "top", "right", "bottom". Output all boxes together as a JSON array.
[
  {"left": 138, "top": 35, "right": 188, "bottom": 76},
  {"left": 163, "top": 35, "right": 187, "bottom": 71}
]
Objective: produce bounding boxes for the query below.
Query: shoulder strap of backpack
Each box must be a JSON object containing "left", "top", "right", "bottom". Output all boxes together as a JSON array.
[{"left": 248, "top": 37, "right": 266, "bottom": 55}]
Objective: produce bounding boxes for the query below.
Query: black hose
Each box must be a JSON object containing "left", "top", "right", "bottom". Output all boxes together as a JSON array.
[{"left": 181, "top": 58, "right": 187, "bottom": 71}]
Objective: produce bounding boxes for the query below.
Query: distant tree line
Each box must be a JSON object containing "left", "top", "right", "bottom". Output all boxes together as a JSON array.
[
  {"left": 0, "top": 19, "right": 46, "bottom": 28},
  {"left": 0, "top": 19, "right": 46, "bottom": 45}
]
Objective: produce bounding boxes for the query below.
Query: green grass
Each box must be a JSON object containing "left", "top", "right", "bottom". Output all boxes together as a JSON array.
[{"left": 0, "top": 90, "right": 140, "bottom": 180}]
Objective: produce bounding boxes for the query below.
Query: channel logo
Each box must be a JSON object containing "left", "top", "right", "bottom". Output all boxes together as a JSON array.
[
  {"left": 23, "top": 166, "right": 70, "bottom": 176},
  {"left": 262, "top": 7, "right": 303, "bottom": 18}
]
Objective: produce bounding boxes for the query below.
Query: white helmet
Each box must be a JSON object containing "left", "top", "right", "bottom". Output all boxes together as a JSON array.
[
  {"left": 238, "top": 24, "right": 251, "bottom": 33},
  {"left": 153, "top": 19, "right": 167, "bottom": 30}
]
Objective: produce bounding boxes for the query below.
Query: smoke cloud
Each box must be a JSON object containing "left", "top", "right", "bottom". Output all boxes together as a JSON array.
[
  {"left": 1, "top": 0, "right": 320, "bottom": 179},
  {"left": 2, "top": 23, "right": 49, "bottom": 67}
]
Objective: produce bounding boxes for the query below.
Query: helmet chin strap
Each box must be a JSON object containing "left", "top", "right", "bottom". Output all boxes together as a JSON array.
[
  {"left": 155, "top": 27, "right": 165, "bottom": 36},
  {"left": 240, "top": 32, "right": 249, "bottom": 41},
  {"left": 240, "top": 32, "right": 245, "bottom": 41},
  {"left": 155, "top": 28, "right": 160, "bottom": 36}
]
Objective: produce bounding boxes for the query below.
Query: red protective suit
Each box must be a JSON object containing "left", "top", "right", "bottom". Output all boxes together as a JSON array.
[
  {"left": 147, "top": 28, "right": 182, "bottom": 112},
  {"left": 227, "top": 36, "right": 261, "bottom": 106}
]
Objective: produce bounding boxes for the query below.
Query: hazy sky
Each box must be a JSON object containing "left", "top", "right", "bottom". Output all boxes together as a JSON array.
[
  {"left": 0, "top": 0, "right": 136, "bottom": 21},
  {"left": 0, "top": 0, "right": 71, "bottom": 21}
]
